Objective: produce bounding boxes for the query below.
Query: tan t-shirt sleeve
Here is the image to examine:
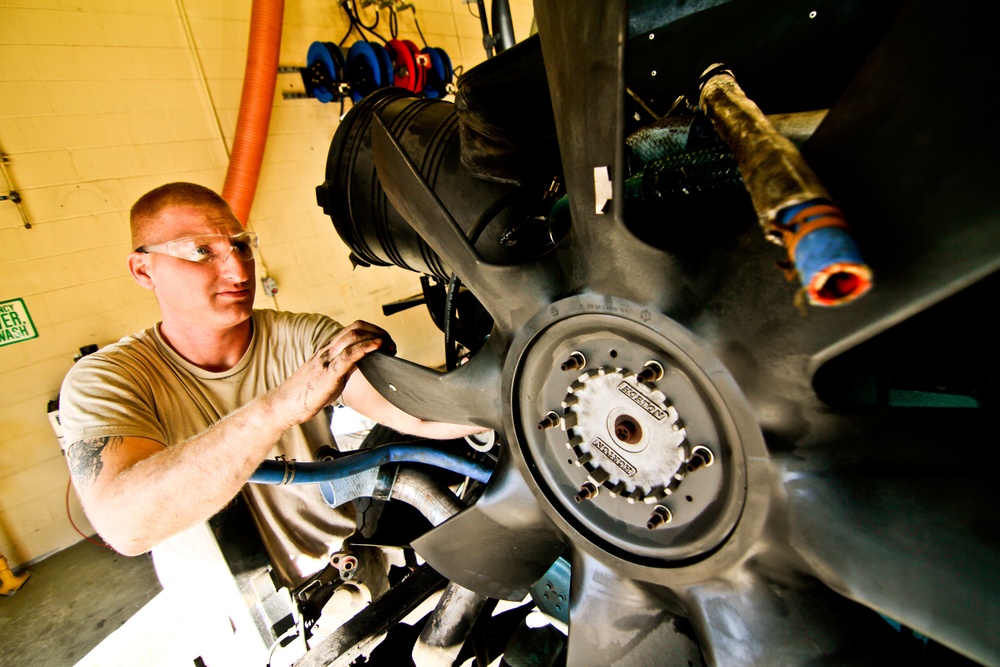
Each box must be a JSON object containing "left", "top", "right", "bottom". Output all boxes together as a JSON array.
[{"left": 59, "top": 338, "right": 168, "bottom": 450}]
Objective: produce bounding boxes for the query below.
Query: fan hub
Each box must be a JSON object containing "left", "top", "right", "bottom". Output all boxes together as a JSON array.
[
  {"left": 511, "top": 295, "right": 753, "bottom": 564},
  {"left": 562, "top": 366, "right": 689, "bottom": 503}
]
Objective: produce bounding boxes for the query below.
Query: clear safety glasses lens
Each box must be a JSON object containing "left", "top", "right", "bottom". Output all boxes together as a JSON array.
[{"left": 141, "top": 232, "right": 259, "bottom": 264}]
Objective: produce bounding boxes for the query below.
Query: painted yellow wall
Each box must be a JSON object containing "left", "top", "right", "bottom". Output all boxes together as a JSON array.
[{"left": 0, "top": 0, "right": 534, "bottom": 568}]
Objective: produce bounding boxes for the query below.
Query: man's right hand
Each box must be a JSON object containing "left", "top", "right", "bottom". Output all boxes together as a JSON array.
[{"left": 270, "top": 320, "right": 396, "bottom": 427}]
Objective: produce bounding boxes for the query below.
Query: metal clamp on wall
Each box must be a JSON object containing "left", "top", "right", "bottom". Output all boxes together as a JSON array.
[{"left": 0, "top": 152, "right": 31, "bottom": 229}]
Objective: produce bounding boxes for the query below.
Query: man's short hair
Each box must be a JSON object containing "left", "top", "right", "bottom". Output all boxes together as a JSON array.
[{"left": 130, "top": 182, "right": 235, "bottom": 249}]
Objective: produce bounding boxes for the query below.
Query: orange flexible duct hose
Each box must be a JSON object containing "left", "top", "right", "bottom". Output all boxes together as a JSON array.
[{"left": 222, "top": 0, "right": 285, "bottom": 225}]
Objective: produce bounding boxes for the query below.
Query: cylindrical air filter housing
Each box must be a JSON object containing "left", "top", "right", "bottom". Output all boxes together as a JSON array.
[{"left": 317, "top": 88, "right": 544, "bottom": 280}]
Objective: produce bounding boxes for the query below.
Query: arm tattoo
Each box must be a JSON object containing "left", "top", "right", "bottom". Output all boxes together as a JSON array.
[{"left": 66, "top": 436, "right": 124, "bottom": 487}]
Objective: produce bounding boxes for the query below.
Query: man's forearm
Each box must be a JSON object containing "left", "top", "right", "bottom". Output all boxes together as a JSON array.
[
  {"left": 341, "top": 370, "right": 488, "bottom": 441},
  {"left": 70, "top": 323, "right": 390, "bottom": 555},
  {"left": 70, "top": 391, "right": 291, "bottom": 556}
]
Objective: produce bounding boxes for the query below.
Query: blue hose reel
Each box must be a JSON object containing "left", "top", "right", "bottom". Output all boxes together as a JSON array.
[
  {"left": 302, "top": 41, "right": 346, "bottom": 103},
  {"left": 346, "top": 40, "right": 381, "bottom": 103},
  {"left": 421, "top": 46, "right": 452, "bottom": 99}
]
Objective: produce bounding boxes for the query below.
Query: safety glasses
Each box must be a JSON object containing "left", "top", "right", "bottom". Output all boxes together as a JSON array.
[{"left": 137, "top": 231, "right": 259, "bottom": 264}]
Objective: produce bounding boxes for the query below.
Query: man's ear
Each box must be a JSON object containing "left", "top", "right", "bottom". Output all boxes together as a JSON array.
[{"left": 128, "top": 252, "right": 156, "bottom": 290}]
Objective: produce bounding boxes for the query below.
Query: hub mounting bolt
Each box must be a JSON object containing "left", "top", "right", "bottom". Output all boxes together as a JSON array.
[
  {"left": 686, "top": 445, "right": 715, "bottom": 472},
  {"left": 646, "top": 505, "right": 673, "bottom": 530},
  {"left": 575, "top": 481, "right": 599, "bottom": 503},
  {"left": 537, "top": 411, "right": 561, "bottom": 430},
  {"left": 636, "top": 360, "right": 664, "bottom": 384},
  {"left": 560, "top": 351, "right": 587, "bottom": 372}
]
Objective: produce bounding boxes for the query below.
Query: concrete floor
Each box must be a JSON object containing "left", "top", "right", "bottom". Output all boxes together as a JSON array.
[
  {"left": 0, "top": 536, "right": 284, "bottom": 667},
  {"left": 0, "top": 539, "right": 161, "bottom": 667}
]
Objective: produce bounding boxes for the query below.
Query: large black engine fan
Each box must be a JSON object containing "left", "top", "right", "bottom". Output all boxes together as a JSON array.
[{"left": 315, "top": 0, "right": 1000, "bottom": 664}]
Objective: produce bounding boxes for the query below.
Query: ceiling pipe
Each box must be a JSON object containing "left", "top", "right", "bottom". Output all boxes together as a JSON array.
[{"left": 222, "top": 0, "right": 285, "bottom": 225}]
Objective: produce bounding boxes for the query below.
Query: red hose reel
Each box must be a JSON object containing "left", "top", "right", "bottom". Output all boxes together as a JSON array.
[{"left": 386, "top": 39, "right": 429, "bottom": 94}]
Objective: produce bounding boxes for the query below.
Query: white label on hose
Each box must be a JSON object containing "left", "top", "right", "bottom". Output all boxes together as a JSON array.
[{"left": 594, "top": 166, "right": 612, "bottom": 214}]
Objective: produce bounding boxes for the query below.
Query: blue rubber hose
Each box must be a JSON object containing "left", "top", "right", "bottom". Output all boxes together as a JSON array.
[
  {"left": 248, "top": 443, "right": 493, "bottom": 485},
  {"left": 777, "top": 201, "right": 872, "bottom": 306}
]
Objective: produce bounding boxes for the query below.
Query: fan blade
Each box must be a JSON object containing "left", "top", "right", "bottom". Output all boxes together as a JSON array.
[
  {"left": 564, "top": 549, "right": 703, "bottom": 667},
  {"left": 696, "top": 2, "right": 999, "bottom": 360},
  {"left": 779, "top": 410, "right": 1000, "bottom": 665},
  {"left": 411, "top": 451, "right": 568, "bottom": 601},
  {"left": 675, "top": 564, "right": 897, "bottom": 667},
  {"left": 370, "top": 115, "right": 561, "bottom": 332},
  {"left": 532, "top": 0, "right": 686, "bottom": 312},
  {"left": 685, "top": 3, "right": 1000, "bottom": 441},
  {"left": 357, "top": 333, "right": 505, "bottom": 431},
  {"left": 796, "top": 0, "right": 1000, "bottom": 370}
]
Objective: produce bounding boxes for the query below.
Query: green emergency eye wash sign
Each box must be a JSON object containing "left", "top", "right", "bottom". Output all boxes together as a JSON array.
[{"left": 0, "top": 298, "right": 38, "bottom": 347}]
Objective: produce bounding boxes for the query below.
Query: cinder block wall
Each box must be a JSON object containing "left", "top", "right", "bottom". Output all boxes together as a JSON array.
[{"left": 0, "top": 0, "right": 533, "bottom": 568}]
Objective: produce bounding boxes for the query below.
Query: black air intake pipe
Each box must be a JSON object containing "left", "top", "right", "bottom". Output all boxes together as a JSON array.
[{"left": 316, "top": 88, "right": 548, "bottom": 280}]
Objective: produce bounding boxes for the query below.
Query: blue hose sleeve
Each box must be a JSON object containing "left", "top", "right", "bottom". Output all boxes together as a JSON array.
[
  {"left": 777, "top": 200, "right": 873, "bottom": 306},
  {"left": 248, "top": 443, "right": 493, "bottom": 485},
  {"left": 793, "top": 226, "right": 865, "bottom": 283}
]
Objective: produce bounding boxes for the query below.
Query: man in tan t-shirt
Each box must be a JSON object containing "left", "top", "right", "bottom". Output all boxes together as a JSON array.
[{"left": 58, "top": 183, "right": 476, "bottom": 656}]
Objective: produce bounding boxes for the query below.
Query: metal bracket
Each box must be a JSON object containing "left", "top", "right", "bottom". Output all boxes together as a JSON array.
[
  {"left": 0, "top": 153, "right": 30, "bottom": 229},
  {"left": 282, "top": 85, "right": 351, "bottom": 100},
  {"left": 293, "top": 564, "right": 446, "bottom": 667},
  {"left": 280, "top": 66, "right": 352, "bottom": 101}
]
